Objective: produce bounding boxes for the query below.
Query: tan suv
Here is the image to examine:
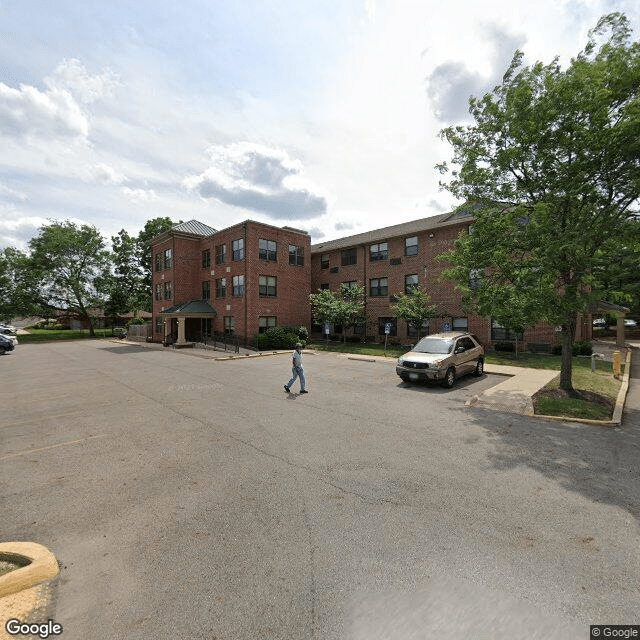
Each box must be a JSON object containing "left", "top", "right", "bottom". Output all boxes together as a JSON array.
[{"left": 396, "top": 332, "right": 484, "bottom": 388}]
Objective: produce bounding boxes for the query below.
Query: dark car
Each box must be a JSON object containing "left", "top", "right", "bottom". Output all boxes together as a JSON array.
[
  {"left": 396, "top": 332, "right": 484, "bottom": 388},
  {"left": 0, "top": 333, "right": 15, "bottom": 354}
]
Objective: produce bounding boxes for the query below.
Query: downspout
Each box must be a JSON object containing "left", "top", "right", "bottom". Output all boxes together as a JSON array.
[
  {"left": 243, "top": 222, "right": 248, "bottom": 346},
  {"left": 363, "top": 244, "right": 367, "bottom": 341}
]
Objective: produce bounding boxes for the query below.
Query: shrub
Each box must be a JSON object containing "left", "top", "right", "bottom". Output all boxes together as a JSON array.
[
  {"left": 494, "top": 341, "right": 515, "bottom": 352},
  {"left": 573, "top": 340, "right": 593, "bottom": 356},
  {"left": 255, "top": 326, "right": 303, "bottom": 350},
  {"left": 345, "top": 335, "right": 362, "bottom": 343},
  {"left": 551, "top": 341, "right": 593, "bottom": 356},
  {"left": 296, "top": 325, "right": 309, "bottom": 343},
  {"left": 125, "top": 317, "right": 147, "bottom": 329}
]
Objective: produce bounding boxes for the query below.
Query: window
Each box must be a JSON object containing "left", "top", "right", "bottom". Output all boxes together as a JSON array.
[
  {"left": 259, "top": 239, "right": 277, "bottom": 261},
  {"left": 341, "top": 247, "right": 357, "bottom": 266},
  {"left": 405, "top": 274, "right": 419, "bottom": 293},
  {"left": 259, "top": 276, "right": 277, "bottom": 297},
  {"left": 369, "top": 242, "right": 388, "bottom": 262},
  {"left": 407, "top": 319, "right": 430, "bottom": 338},
  {"left": 163, "top": 281, "right": 172, "bottom": 300},
  {"left": 452, "top": 317, "right": 468, "bottom": 331},
  {"left": 216, "top": 278, "right": 226, "bottom": 298},
  {"left": 155, "top": 253, "right": 162, "bottom": 272},
  {"left": 289, "top": 245, "right": 304, "bottom": 266},
  {"left": 405, "top": 236, "right": 418, "bottom": 256},
  {"left": 469, "top": 268, "right": 483, "bottom": 291},
  {"left": 202, "top": 280, "right": 210, "bottom": 300},
  {"left": 216, "top": 244, "right": 226, "bottom": 264},
  {"left": 369, "top": 277, "right": 388, "bottom": 297},
  {"left": 232, "top": 275, "right": 245, "bottom": 296},
  {"left": 321, "top": 254, "right": 330, "bottom": 269},
  {"left": 232, "top": 238, "right": 244, "bottom": 261},
  {"left": 155, "top": 317, "right": 163, "bottom": 333},
  {"left": 320, "top": 283, "right": 329, "bottom": 290},
  {"left": 202, "top": 249, "right": 211, "bottom": 268},
  {"left": 378, "top": 317, "right": 397, "bottom": 336},
  {"left": 224, "top": 316, "right": 235, "bottom": 334},
  {"left": 163, "top": 248, "right": 173, "bottom": 269},
  {"left": 342, "top": 280, "right": 358, "bottom": 289},
  {"left": 155, "top": 284, "right": 162, "bottom": 301},
  {"left": 491, "top": 319, "right": 523, "bottom": 341},
  {"left": 259, "top": 316, "right": 277, "bottom": 333}
]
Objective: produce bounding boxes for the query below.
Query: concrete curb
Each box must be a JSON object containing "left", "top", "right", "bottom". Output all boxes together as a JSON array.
[
  {"left": 0, "top": 542, "right": 59, "bottom": 640},
  {"left": 0, "top": 542, "right": 58, "bottom": 599}
]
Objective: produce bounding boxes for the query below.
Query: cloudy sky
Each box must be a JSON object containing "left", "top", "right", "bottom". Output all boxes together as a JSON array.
[{"left": 1, "top": 0, "right": 638, "bottom": 250}]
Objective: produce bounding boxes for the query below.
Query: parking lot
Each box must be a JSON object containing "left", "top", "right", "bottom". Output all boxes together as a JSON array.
[{"left": 2, "top": 341, "right": 639, "bottom": 639}]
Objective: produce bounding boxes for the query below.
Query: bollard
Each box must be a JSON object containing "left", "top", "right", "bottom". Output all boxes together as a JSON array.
[
  {"left": 591, "top": 353, "right": 597, "bottom": 372},
  {"left": 613, "top": 351, "right": 621, "bottom": 378}
]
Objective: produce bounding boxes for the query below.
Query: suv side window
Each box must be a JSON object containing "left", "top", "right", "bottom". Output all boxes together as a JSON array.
[{"left": 460, "top": 337, "right": 475, "bottom": 350}]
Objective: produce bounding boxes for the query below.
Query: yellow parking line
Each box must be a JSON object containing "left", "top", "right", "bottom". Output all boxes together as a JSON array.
[{"left": 0, "top": 434, "right": 108, "bottom": 461}]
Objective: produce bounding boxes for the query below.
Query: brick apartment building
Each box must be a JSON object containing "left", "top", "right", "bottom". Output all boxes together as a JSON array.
[
  {"left": 151, "top": 208, "right": 594, "bottom": 348},
  {"left": 151, "top": 220, "right": 311, "bottom": 345}
]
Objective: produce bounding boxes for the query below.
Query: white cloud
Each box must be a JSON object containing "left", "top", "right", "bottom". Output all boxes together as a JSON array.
[
  {"left": 45, "top": 58, "right": 120, "bottom": 104},
  {"left": 0, "top": 82, "right": 89, "bottom": 139},
  {"left": 184, "top": 142, "right": 328, "bottom": 220},
  {"left": 122, "top": 187, "right": 159, "bottom": 204},
  {"left": 90, "top": 163, "right": 127, "bottom": 185},
  {"left": 0, "top": 208, "right": 49, "bottom": 250},
  {"left": 0, "top": 184, "right": 28, "bottom": 201}
]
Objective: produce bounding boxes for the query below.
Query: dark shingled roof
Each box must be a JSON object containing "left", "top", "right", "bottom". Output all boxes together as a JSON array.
[
  {"left": 310, "top": 203, "right": 483, "bottom": 253},
  {"left": 159, "top": 300, "right": 218, "bottom": 315}
]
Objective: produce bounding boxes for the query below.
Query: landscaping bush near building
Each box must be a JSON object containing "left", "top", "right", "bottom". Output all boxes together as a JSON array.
[
  {"left": 494, "top": 341, "right": 516, "bottom": 352},
  {"left": 255, "top": 326, "right": 307, "bottom": 350},
  {"left": 551, "top": 340, "right": 593, "bottom": 356}
]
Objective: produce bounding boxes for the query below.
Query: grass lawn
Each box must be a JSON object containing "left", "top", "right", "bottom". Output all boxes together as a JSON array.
[{"left": 15, "top": 328, "right": 118, "bottom": 342}]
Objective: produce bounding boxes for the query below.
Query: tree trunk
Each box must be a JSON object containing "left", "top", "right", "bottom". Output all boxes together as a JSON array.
[
  {"left": 87, "top": 314, "right": 95, "bottom": 337},
  {"left": 559, "top": 318, "right": 576, "bottom": 393}
]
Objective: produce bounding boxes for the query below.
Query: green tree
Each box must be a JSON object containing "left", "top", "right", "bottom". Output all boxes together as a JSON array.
[
  {"left": 436, "top": 13, "right": 640, "bottom": 392},
  {"left": 107, "top": 217, "right": 175, "bottom": 315},
  {"left": 309, "top": 283, "right": 365, "bottom": 342},
  {"left": 136, "top": 217, "right": 175, "bottom": 308},
  {"left": 391, "top": 286, "right": 437, "bottom": 339},
  {"left": 28, "top": 221, "right": 112, "bottom": 336},
  {"left": 0, "top": 247, "right": 46, "bottom": 321}
]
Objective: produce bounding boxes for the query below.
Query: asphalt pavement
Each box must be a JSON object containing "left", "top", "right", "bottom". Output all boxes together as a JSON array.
[{"left": 1, "top": 340, "right": 639, "bottom": 639}]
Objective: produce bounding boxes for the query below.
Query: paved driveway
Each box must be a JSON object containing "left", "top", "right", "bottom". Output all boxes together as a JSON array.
[{"left": 1, "top": 341, "right": 639, "bottom": 639}]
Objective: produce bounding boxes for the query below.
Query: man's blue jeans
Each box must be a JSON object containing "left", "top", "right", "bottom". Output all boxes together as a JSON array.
[{"left": 287, "top": 366, "right": 306, "bottom": 391}]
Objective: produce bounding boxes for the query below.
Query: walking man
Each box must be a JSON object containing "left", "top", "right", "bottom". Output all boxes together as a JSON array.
[{"left": 284, "top": 342, "right": 308, "bottom": 394}]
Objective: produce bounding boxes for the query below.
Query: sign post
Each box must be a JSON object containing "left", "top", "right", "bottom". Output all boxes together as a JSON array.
[{"left": 384, "top": 322, "right": 391, "bottom": 356}]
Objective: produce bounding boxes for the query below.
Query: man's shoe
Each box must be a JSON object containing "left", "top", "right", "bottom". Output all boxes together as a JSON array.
[
  {"left": 300, "top": 390, "right": 308, "bottom": 394},
  {"left": 284, "top": 385, "right": 290, "bottom": 393}
]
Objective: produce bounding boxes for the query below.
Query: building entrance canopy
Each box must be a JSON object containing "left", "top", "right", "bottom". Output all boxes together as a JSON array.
[{"left": 159, "top": 300, "right": 217, "bottom": 345}]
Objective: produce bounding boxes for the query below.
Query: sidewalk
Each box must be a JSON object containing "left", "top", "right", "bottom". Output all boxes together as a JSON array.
[
  {"left": 467, "top": 364, "right": 559, "bottom": 416},
  {"left": 470, "top": 345, "right": 637, "bottom": 424}
]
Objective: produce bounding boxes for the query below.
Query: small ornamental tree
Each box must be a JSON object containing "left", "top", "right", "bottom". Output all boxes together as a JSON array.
[
  {"left": 391, "top": 286, "right": 437, "bottom": 339},
  {"left": 309, "top": 283, "right": 365, "bottom": 342}
]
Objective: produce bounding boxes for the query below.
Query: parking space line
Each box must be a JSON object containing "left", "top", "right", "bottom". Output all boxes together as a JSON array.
[{"left": 0, "top": 434, "right": 109, "bottom": 461}]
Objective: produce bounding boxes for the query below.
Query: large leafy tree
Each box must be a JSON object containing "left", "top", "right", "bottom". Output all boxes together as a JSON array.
[
  {"left": 309, "top": 283, "right": 365, "bottom": 342},
  {"left": 107, "top": 217, "right": 175, "bottom": 315},
  {"left": 437, "top": 13, "right": 640, "bottom": 392},
  {"left": 0, "top": 247, "right": 46, "bottom": 321},
  {"left": 391, "top": 286, "right": 437, "bottom": 339},
  {"left": 28, "top": 221, "right": 112, "bottom": 336}
]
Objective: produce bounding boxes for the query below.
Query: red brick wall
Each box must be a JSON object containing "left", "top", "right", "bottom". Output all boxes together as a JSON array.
[
  {"left": 152, "top": 221, "right": 311, "bottom": 342},
  {"left": 310, "top": 221, "right": 563, "bottom": 348}
]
